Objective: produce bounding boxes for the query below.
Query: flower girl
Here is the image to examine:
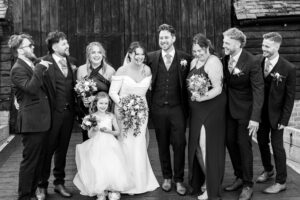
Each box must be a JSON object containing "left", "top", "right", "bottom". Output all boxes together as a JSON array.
[{"left": 73, "top": 92, "right": 133, "bottom": 200}]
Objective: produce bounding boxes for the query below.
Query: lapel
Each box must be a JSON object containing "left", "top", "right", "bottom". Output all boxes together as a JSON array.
[
  {"left": 269, "top": 57, "right": 282, "bottom": 92},
  {"left": 151, "top": 50, "right": 161, "bottom": 85},
  {"left": 174, "top": 50, "right": 183, "bottom": 88},
  {"left": 232, "top": 49, "right": 247, "bottom": 75},
  {"left": 17, "top": 58, "right": 34, "bottom": 75},
  {"left": 45, "top": 54, "right": 58, "bottom": 93}
]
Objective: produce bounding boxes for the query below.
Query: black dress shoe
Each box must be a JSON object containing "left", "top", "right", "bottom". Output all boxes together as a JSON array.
[
  {"left": 224, "top": 178, "right": 243, "bottom": 191},
  {"left": 54, "top": 184, "right": 72, "bottom": 198},
  {"left": 161, "top": 179, "right": 172, "bottom": 192},
  {"left": 175, "top": 182, "right": 187, "bottom": 196}
]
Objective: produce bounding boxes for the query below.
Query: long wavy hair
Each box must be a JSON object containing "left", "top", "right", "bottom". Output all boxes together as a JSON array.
[{"left": 85, "top": 42, "right": 109, "bottom": 75}]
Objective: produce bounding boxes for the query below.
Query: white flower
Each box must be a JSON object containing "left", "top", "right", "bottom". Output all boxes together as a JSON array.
[
  {"left": 233, "top": 68, "right": 241, "bottom": 74},
  {"left": 180, "top": 59, "right": 187, "bottom": 67},
  {"left": 84, "top": 121, "right": 91, "bottom": 126},
  {"left": 274, "top": 72, "right": 280, "bottom": 78}
]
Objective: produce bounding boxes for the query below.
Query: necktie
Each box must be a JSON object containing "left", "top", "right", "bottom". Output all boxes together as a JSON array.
[
  {"left": 59, "top": 59, "right": 68, "bottom": 77},
  {"left": 228, "top": 57, "right": 235, "bottom": 74},
  {"left": 165, "top": 53, "right": 172, "bottom": 70},
  {"left": 264, "top": 60, "right": 271, "bottom": 77}
]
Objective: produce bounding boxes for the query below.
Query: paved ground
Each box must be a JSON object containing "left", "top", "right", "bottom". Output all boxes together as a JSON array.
[{"left": 1, "top": 127, "right": 300, "bottom": 200}]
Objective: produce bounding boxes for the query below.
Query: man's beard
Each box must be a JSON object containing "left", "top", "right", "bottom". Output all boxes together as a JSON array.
[{"left": 25, "top": 51, "right": 37, "bottom": 62}]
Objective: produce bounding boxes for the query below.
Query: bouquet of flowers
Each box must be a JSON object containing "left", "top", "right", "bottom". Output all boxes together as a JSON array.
[
  {"left": 74, "top": 77, "right": 97, "bottom": 102},
  {"left": 81, "top": 114, "right": 98, "bottom": 131},
  {"left": 119, "top": 94, "right": 148, "bottom": 137},
  {"left": 187, "top": 74, "right": 211, "bottom": 101}
]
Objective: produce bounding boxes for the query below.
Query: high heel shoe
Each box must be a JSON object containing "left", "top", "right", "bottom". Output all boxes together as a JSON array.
[{"left": 197, "top": 190, "right": 208, "bottom": 200}]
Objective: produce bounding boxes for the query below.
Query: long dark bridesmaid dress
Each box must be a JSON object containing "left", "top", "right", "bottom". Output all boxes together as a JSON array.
[{"left": 187, "top": 65, "right": 226, "bottom": 200}]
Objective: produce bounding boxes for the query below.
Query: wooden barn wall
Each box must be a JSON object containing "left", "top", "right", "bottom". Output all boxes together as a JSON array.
[
  {"left": 238, "top": 24, "right": 300, "bottom": 99},
  {"left": 9, "top": 0, "right": 232, "bottom": 68}
]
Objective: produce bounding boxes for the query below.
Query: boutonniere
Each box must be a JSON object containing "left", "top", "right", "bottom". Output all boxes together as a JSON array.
[
  {"left": 180, "top": 59, "right": 188, "bottom": 70},
  {"left": 270, "top": 72, "right": 285, "bottom": 85},
  {"left": 232, "top": 67, "right": 244, "bottom": 76},
  {"left": 71, "top": 64, "right": 77, "bottom": 72}
]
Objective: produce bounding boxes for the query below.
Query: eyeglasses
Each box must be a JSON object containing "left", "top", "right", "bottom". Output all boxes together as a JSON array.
[{"left": 20, "top": 44, "right": 34, "bottom": 49}]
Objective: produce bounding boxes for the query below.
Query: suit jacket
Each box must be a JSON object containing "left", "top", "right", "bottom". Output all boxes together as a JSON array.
[
  {"left": 222, "top": 49, "right": 264, "bottom": 122},
  {"left": 10, "top": 58, "right": 51, "bottom": 133},
  {"left": 147, "top": 49, "right": 192, "bottom": 116},
  {"left": 39, "top": 54, "right": 76, "bottom": 112},
  {"left": 260, "top": 55, "right": 296, "bottom": 128}
]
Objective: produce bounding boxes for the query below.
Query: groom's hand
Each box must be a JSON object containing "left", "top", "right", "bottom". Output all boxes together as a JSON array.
[{"left": 248, "top": 120, "right": 259, "bottom": 136}]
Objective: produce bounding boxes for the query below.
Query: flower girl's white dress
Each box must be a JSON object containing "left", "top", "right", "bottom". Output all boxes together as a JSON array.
[
  {"left": 73, "top": 113, "right": 133, "bottom": 197},
  {"left": 109, "top": 75, "right": 159, "bottom": 194}
]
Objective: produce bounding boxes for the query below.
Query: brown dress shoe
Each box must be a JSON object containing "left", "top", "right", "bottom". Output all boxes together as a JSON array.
[
  {"left": 263, "top": 183, "right": 286, "bottom": 194},
  {"left": 35, "top": 187, "right": 47, "bottom": 200},
  {"left": 175, "top": 182, "right": 187, "bottom": 196},
  {"left": 54, "top": 184, "right": 72, "bottom": 198},
  {"left": 239, "top": 186, "right": 253, "bottom": 200},
  {"left": 256, "top": 169, "right": 274, "bottom": 183},
  {"left": 161, "top": 179, "right": 172, "bottom": 192},
  {"left": 224, "top": 178, "right": 243, "bottom": 191}
]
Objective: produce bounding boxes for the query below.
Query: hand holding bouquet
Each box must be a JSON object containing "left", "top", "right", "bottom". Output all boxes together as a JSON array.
[
  {"left": 81, "top": 114, "right": 98, "bottom": 131},
  {"left": 119, "top": 94, "right": 148, "bottom": 137},
  {"left": 187, "top": 74, "right": 211, "bottom": 101},
  {"left": 74, "top": 77, "right": 97, "bottom": 103}
]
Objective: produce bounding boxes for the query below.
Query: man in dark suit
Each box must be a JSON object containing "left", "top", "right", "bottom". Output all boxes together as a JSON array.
[
  {"left": 256, "top": 32, "right": 296, "bottom": 194},
  {"left": 222, "top": 28, "right": 264, "bottom": 200},
  {"left": 9, "top": 34, "right": 51, "bottom": 200},
  {"left": 147, "top": 24, "right": 191, "bottom": 196},
  {"left": 37, "top": 31, "right": 76, "bottom": 198}
]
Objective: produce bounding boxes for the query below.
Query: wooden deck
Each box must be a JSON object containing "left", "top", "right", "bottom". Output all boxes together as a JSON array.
[{"left": 1, "top": 128, "right": 300, "bottom": 200}]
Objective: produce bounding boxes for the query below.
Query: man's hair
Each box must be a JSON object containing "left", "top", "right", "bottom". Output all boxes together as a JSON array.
[
  {"left": 8, "top": 33, "right": 33, "bottom": 56},
  {"left": 158, "top": 24, "right": 176, "bottom": 35},
  {"left": 45, "top": 31, "right": 67, "bottom": 54},
  {"left": 263, "top": 32, "right": 282, "bottom": 45},
  {"left": 223, "top": 27, "right": 247, "bottom": 48}
]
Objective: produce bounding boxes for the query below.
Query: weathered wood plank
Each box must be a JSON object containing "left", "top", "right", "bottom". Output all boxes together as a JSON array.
[
  {"left": 138, "top": 0, "right": 147, "bottom": 46},
  {"left": 181, "top": 0, "right": 189, "bottom": 52},
  {"left": 23, "top": 0, "right": 31, "bottom": 32},
  {"left": 58, "top": 0, "right": 68, "bottom": 34},
  {"left": 102, "top": 0, "right": 111, "bottom": 33},
  {"left": 94, "top": 0, "right": 103, "bottom": 33},
  {"left": 49, "top": 0, "right": 59, "bottom": 31},
  {"left": 67, "top": 0, "right": 77, "bottom": 59},
  {"left": 41, "top": 0, "right": 50, "bottom": 55},
  {"left": 146, "top": 0, "right": 156, "bottom": 52},
  {"left": 85, "top": 0, "right": 94, "bottom": 35},
  {"left": 31, "top": 0, "right": 41, "bottom": 56},
  {"left": 11, "top": 0, "right": 22, "bottom": 33}
]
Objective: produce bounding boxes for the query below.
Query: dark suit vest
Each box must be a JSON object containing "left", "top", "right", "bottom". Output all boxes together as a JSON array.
[
  {"left": 152, "top": 56, "right": 181, "bottom": 106},
  {"left": 54, "top": 65, "right": 74, "bottom": 112}
]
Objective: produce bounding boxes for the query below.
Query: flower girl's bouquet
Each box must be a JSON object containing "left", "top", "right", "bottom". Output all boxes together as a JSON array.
[
  {"left": 81, "top": 114, "right": 98, "bottom": 131},
  {"left": 74, "top": 77, "right": 97, "bottom": 103},
  {"left": 187, "top": 74, "right": 211, "bottom": 101},
  {"left": 119, "top": 94, "right": 148, "bottom": 137}
]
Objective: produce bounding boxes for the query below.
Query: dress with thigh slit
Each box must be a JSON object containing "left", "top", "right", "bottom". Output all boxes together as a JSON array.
[{"left": 187, "top": 66, "right": 226, "bottom": 200}]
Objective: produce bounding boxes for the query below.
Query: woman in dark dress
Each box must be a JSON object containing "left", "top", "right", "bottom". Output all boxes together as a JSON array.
[
  {"left": 187, "top": 34, "right": 226, "bottom": 200},
  {"left": 77, "top": 42, "right": 115, "bottom": 141}
]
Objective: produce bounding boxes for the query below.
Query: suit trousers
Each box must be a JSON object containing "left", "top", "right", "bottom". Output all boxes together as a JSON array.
[
  {"left": 38, "top": 109, "right": 74, "bottom": 188},
  {"left": 18, "top": 132, "right": 47, "bottom": 200},
  {"left": 226, "top": 115, "right": 253, "bottom": 187},
  {"left": 151, "top": 104, "right": 186, "bottom": 183},
  {"left": 257, "top": 121, "right": 287, "bottom": 184}
]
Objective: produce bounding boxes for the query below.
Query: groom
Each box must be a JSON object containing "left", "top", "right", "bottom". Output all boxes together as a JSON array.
[{"left": 147, "top": 24, "right": 191, "bottom": 196}]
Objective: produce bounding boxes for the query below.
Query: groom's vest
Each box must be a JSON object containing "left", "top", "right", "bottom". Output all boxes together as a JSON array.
[
  {"left": 54, "top": 64, "right": 74, "bottom": 112},
  {"left": 152, "top": 55, "right": 181, "bottom": 106}
]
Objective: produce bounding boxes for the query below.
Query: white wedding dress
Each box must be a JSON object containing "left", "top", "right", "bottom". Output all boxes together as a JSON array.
[
  {"left": 73, "top": 114, "right": 133, "bottom": 196},
  {"left": 109, "top": 75, "right": 159, "bottom": 194}
]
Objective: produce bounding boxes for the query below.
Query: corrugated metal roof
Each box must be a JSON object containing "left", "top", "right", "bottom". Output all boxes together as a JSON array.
[{"left": 234, "top": 0, "right": 300, "bottom": 20}]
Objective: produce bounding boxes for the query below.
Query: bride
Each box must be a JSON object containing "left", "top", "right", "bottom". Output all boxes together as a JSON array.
[{"left": 109, "top": 41, "right": 159, "bottom": 194}]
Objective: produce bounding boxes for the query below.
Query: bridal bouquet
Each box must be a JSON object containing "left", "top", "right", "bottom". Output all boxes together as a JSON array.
[
  {"left": 81, "top": 114, "right": 98, "bottom": 130},
  {"left": 187, "top": 74, "right": 211, "bottom": 101},
  {"left": 119, "top": 94, "right": 148, "bottom": 137},
  {"left": 74, "top": 77, "right": 97, "bottom": 102}
]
